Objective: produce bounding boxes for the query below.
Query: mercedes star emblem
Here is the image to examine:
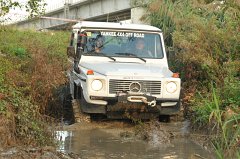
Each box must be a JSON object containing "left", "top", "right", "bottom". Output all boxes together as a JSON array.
[{"left": 129, "top": 82, "right": 141, "bottom": 93}]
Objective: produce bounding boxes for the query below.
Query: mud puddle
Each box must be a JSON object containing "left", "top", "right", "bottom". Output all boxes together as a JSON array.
[{"left": 55, "top": 120, "right": 214, "bottom": 159}]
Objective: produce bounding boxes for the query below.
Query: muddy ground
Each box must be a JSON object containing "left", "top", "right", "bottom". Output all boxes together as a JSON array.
[
  {"left": 0, "top": 100, "right": 215, "bottom": 159},
  {"left": 53, "top": 119, "right": 214, "bottom": 159}
]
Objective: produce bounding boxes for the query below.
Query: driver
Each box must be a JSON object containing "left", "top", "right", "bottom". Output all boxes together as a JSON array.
[{"left": 134, "top": 38, "right": 152, "bottom": 57}]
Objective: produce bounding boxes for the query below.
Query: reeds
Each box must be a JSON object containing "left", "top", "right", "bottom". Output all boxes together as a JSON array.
[{"left": 143, "top": 0, "right": 240, "bottom": 158}]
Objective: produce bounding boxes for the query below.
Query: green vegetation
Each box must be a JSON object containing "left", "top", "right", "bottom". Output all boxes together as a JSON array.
[
  {"left": 0, "top": 0, "right": 46, "bottom": 18},
  {"left": 143, "top": 0, "right": 239, "bottom": 158},
  {"left": 0, "top": 26, "right": 69, "bottom": 147},
  {"left": 0, "top": 1, "right": 239, "bottom": 157}
]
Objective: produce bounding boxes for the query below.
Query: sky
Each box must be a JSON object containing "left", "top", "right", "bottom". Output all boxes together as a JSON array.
[{"left": 2, "top": 0, "right": 65, "bottom": 23}]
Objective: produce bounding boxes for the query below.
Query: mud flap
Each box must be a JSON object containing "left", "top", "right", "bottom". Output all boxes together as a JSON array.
[
  {"left": 80, "top": 90, "right": 106, "bottom": 114},
  {"left": 160, "top": 101, "right": 180, "bottom": 115},
  {"left": 80, "top": 102, "right": 106, "bottom": 114}
]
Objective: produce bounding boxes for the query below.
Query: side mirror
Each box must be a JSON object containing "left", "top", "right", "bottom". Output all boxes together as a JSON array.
[
  {"left": 78, "top": 32, "right": 87, "bottom": 47},
  {"left": 67, "top": 46, "right": 75, "bottom": 58},
  {"left": 81, "top": 35, "right": 87, "bottom": 46}
]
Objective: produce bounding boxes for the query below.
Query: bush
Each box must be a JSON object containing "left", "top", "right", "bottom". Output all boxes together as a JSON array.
[
  {"left": 143, "top": 0, "right": 239, "bottom": 114},
  {"left": 0, "top": 27, "right": 69, "bottom": 147},
  {"left": 143, "top": 0, "right": 240, "bottom": 158}
]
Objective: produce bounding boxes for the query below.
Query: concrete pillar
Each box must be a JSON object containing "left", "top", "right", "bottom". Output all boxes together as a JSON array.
[
  {"left": 64, "top": 0, "right": 72, "bottom": 18},
  {"left": 64, "top": 4, "right": 70, "bottom": 18},
  {"left": 131, "top": 7, "right": 149, "bottom": 24}
]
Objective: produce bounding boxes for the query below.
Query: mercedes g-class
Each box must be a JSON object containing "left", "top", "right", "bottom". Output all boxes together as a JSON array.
[{"left": 67, "top": 21, "right": 181, "bottom": 119}]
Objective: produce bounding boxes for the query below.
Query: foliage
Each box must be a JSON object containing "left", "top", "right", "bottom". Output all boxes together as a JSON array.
[
  {"left": 0, "top": 0, "right": 46, "bottom": 18},
  {"left": 193, "top": 84, "right": 240, "bottom": 158},
  {"left": 0, "top": 26, "right": 69, "bottom": 147},
  {"left": 143, "top": 0, "right": 240, "bottom": 158}
]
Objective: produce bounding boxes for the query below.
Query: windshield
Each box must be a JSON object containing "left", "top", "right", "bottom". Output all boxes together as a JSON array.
[{"left": 82, "top": 30, "right": 164, "bottom": 59}]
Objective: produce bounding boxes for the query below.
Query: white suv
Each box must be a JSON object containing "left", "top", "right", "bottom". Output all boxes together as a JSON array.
[{"left": 67, "top": 21, "right": 181, "bottom": 119}]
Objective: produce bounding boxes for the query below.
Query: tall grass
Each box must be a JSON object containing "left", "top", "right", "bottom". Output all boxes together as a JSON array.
[
  {"left": 200, "top": 85, "right": 240, "bottom": 159},
  {"left": 0, "top": 26, "right": 69, "bottom": 146},
  {"left": 142, "top": 0, "right": 240, "bottom": 158},
  {"left": 189, "top": 81, "right": 239, "bottom": 158}
]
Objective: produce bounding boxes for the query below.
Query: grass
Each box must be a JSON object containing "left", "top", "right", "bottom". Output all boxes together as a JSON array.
[
  {"left": 0, "top": 26, "right": 70, "bottom": 147},
  {"left": 141, "top": 0, "right": 240, "bottom": 158},
  {"left": 200, "top": 85, "right": 240, "bottom": 158}
]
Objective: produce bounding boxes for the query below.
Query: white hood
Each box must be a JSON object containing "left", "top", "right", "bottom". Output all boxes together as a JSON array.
[{"left": 80, "top": 61, "right": 172, "bottom": 77}]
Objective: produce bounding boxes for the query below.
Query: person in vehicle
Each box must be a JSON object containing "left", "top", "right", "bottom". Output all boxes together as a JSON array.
[
  {"left": 95, "top": 35, "right": 104, "bottom": 53},
  {"left": 134, "top": 38, "right": 152, "bottom": 57}
]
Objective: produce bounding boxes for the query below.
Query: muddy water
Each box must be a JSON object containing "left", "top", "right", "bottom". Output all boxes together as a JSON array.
[{"left": 56, "top": 121, "right": 214, "bottom": 159}]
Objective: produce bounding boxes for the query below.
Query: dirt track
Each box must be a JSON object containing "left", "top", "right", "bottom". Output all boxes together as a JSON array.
[
  {"left": 51, "top": 99, "right": 214, "bottom": 159},
  {"left": 1, "top": 99, "right": 214, "bottom": 159}
]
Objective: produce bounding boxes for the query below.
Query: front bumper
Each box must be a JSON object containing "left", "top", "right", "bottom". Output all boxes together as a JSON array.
[
  {"left": 88, "top": 93, "right": 180, "bottom": 117},
  {"left": 90, "top": 93, "right": 179, "bottom": 107}
]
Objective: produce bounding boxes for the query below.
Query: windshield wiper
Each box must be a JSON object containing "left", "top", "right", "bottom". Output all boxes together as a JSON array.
[
  {"left": 114, "top": 53, "right": 146, "bottom": 63},
  {"left": 88, "top": 52, "right": 116, "bottom": 61}
]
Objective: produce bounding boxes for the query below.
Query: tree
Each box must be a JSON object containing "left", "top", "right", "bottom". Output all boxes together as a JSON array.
[{"left": 0, "top": 0, "right": 46, "bottom": 18}]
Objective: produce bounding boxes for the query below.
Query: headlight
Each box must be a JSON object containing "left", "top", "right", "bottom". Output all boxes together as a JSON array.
[
  {"left": 166, "top": 82, "right": 177, "bottom": 93},
  {"left": 91, "top": 80, "right": 103, "bottom": 91}
]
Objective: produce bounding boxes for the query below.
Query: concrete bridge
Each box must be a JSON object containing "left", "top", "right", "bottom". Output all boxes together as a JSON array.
[{"left": 14, "top": 0, "right": 146, "bottom": 30}]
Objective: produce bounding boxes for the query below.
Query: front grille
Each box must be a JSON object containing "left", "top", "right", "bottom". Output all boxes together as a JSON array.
[{"left": 109, "top": 79, "right": 161, "bottom": 95}]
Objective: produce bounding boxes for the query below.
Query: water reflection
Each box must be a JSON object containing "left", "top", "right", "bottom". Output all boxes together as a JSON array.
[
  {"left": 56, "top": 131, "right": 74, "bottom": 152},
  {"left": 56, "top": 129, "right": 213, "bottom": 159}
]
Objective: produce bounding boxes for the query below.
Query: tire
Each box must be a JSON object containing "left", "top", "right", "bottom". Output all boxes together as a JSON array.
[
  {"left": 73, "top": 83, "right": 77, "bottom": 99},
  {"left": 73, "top": 84, "right": 81, "bottom": 99}
]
